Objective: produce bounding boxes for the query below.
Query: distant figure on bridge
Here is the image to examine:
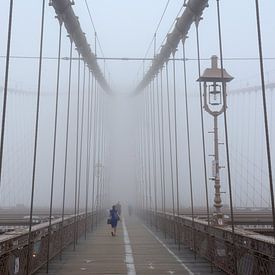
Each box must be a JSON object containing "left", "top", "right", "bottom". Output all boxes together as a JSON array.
[
  {"left": 116, "top": 201, "right": 122, "bottom": 216},
  {"left": 109, "top": 205, "right": 120, "bottom": 236},
  {"left": 128, "top": 204, "right": 133, "bottom": 216}
]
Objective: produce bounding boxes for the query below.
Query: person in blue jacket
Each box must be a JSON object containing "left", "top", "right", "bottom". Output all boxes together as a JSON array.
[{"left": 109, "top": 205, "right": 120, "bottom": 236}]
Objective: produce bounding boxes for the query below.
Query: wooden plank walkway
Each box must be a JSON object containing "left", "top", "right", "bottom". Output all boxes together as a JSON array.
[{"left": 36, "top": 216, "right": 225, "bottom": 274}]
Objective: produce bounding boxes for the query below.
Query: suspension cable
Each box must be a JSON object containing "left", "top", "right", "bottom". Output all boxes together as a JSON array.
[
  {"left": 151, "top": 78, "right": 158, "bottom": 228},
  {"left": 146, "top": 86, "right": 153, "bottom": 225},
  {"left": 171, "top": 52, "right": 182, "bottom": 249},
  {"left": 182, "top": 40, "right": 196, "bottom": 257},
  {"left": 194, "top": 19, "right": 212, "bottom": 269},
  {"left": 194, "top": 21, "right": 211, "bottom": 227},
  {"left": 73, "top": 52, "right": 81, "bottom": 251},
  {"left": 254, "top": 0, "right": 275, "bottom": 238},
  {"left": 95, "top": 89, "right": 102, "bottom": 226},
  {"left": 142, "top": 116, "right": 148, "bottom": 212},
  {"left": 26, "top": 1, "right": 46, "bottom": 273},
  {"left": 156, "top": 75, "right": 164, "bottom": 213},
  {"left": 143, "top": 91, "right": 149, "bottom": 222},
  {"left": 0, "top": 0, "right": 14, "bottom": 185},
  {"left": 91, "top": 79, "right": 98, "bottom": 229},
  {"left": 137, "top": 0, "right": 171, "bottom": 76},
  {"left": 172, "top": 52, "right": 180, "bottom": 218},
  {"left": 60, "top": 38, "right": 73, "bottom": 258},
  {"left": 76, "top": 61, "right": 86, "bottom": 239},
  {"left": 216, "top": 1, "right": 237, "bottom": 273},
  {"left": 46, "top": 20, "right": 63, "bottom": 273},
  {"left": 85, "top": 70, "right": 92, "bottom": 239},
  {"left": 98, "top": 94, "right": 104, "bottom": 213},
  {"left": 165, "top": 61, "right": 176, "bottom": 242},
  {"left": 160, "top": 68, "right": 167, "bottom": 238}
]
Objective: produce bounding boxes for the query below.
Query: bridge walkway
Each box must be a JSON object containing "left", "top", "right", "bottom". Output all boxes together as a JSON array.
[{"left": 36, "top": 216, "right": 224, "bottom": 274}]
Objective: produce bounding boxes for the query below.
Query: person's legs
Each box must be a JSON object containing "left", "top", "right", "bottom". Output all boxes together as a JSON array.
[
  {"left": 114, "top": 226, "right": 117, "bottom": 236},
  {"left": 111, "top": 224, "right": 115, "bottom": 236}
]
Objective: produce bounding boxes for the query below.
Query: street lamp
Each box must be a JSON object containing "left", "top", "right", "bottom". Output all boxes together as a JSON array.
[{"left": 198, "top": 55, "right": 233, "bottom": 226}]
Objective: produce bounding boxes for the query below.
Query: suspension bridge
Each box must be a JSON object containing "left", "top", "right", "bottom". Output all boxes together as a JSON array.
[{"left": 0, "top": 0, "right": 274, "bottom": 274}]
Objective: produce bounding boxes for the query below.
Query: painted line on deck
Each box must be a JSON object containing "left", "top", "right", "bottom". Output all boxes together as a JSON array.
[
  {"left": 143, "top": 224, "right": 194, "bottom": 275},
  {"left": 122, "top": 218, "right": 136, "bottom": 275}
]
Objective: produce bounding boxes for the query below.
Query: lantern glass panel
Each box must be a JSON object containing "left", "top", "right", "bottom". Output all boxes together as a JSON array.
[{"left": 208, "top": 83, "right": 221, "bottom": 105}]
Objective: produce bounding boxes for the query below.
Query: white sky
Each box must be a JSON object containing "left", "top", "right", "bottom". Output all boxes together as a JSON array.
[{"left": 1, "top": 0, "right": 275, "bottom": 91}]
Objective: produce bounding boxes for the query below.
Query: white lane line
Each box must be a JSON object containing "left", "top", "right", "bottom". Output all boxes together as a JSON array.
[
  {"left": 143, "top": 224, "right": 194, "bottom": 275},
  {"left": 122, "top": 218, "right": 136, "bottom": 275}
]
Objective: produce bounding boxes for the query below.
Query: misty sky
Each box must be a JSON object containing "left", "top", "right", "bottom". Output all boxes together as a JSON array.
[{"left": 0, "top": 1, "right": 274, "bottom": 211}]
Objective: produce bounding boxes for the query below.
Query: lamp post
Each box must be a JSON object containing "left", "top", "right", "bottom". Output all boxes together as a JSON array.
[{"left": 198, "top": 55, "right": 233, "bottom": 226}]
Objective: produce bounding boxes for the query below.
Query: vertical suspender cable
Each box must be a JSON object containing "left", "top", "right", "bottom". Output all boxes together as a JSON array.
[
  {"left": 216, "top": 1, "right": 237, "bottom": 273},
  {"left": 98, "top": 95, "right": 104, "bottom": 215},
  {"left": 85, "top": 71, "right": 92, "bottom": 239},
  {"left": 182, "top": 40, "right": 196, "bottom": 257},
  {"left": 151, "top": 79, "right": 158, "bottom": 228},
  {"left": 76, "top": 61, "right": 86, "bottom": 238},
  {"left": 146, "top": 87, "right": 153, "bottom": 224},
  {"left": 254, "top": 0, "right": 275, "bottom": 238},
  {"left": 60, "top": 38, "right": 73, "bottom": 258},
  {"left": 92, "top": 31, "right": 98, "bottom": 226},
  {"left": 142, "top": 118, "right": 147, "bottom": 212},
  {"left": 139, "top": 115, "right": 143, "bottom": 210},
  {"left": 46, "top": 19, "right": 63, "bottom": 273},
  {"left": 0, "top": 0, "right": 13, "bottom": 184},
  {"left": 165, "top": 62, "right": 176, "bottom": 242},
  {"left": 99, "top": 94, "right": 104, "bottom": 216},
  {"left": 172, "top": 52, "right": 182, "bottom": 250},
  {"left": 95, "top": 90, "right": 101, "bottom": 226},
  {"left": 160, "top": 68, "right": 167, "bottom": 238},
  {"left": 91, "top": 80, "right": 98, "bottom": 228},
  {"left": 156, "top": 75, "right": 164, "bottom": 214},
  {"left": 73, "top": 53, "right": 81, "bottom": 251},
  {"left": 140, "top": 120, "right": 144, "bottom": 210},
  {"left": 195, "top": 21, "right": 211, "bottom": 227},
  {"left": 143, "top": 92, "right": 149, "bottom": 220},
  {"left": 101, "top": 98, "right": 105, "bottom": 211},
  {"left": 95, "top": 93, "right": 101, "bottom": 224},
  {"left": 140, "top": 126, "right": 144, "bottom": 210},
  {"left": 195, "top": 19, "right": 213, "bottom": 271},
  {"left": 26, "top": 1, "right": 46, "bottom": 273}
]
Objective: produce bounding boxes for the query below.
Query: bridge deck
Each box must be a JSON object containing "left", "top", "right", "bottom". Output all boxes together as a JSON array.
[{"left": 36, "top": 216, "right": 224, "bottom": 274}]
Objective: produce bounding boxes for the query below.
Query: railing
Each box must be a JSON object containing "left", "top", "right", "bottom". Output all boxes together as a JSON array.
[
  {"left": 0, "top": 211, "right": 103, "bottom": 274},
  {"left": 141, "top": 210, "right": 275, "bottom": 275}
]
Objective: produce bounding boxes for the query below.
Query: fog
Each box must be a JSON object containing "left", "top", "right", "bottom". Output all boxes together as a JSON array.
[{"left": 0, "top": 1, "right": 274, "bottom": 215}]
